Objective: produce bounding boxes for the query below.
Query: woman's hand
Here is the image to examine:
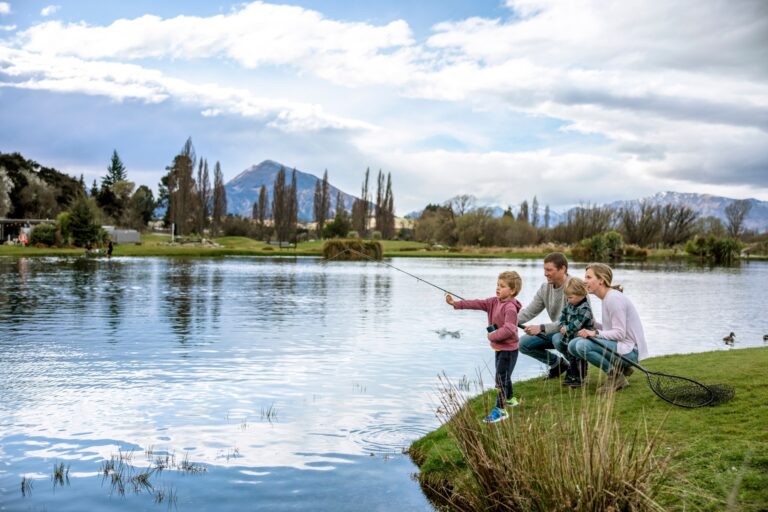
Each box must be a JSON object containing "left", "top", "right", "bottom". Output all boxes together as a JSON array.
[
  {"left": 577, "top": 328, "right": 597, "bottom": 338},
  {"left": 445, "top": 294, "right": 455, "bottom": 306}
]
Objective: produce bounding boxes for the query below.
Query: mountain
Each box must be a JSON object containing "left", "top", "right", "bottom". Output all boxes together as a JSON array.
[
  {"left": 605, "top": 192, "right": 768, "bottom": 232},
  {"left": 225, "top": 160, "right": 361, "bottom": 222}
]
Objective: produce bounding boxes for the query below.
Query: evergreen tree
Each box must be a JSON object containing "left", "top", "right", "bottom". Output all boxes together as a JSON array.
[
  {"left": 211, "top": 161, "right": 227, "bottom": 237},
  {"left": 69, "top": 195, "right": 100, "bottom": 246},
  {"left": 129, "top": 185, "right": 156, "bottom": 227},
  {"left": 334, "top": 189, "right": 345, "bottom": 217},
  {"left": 103, "top": 150, "right": 127, "bottom": 188},
  {"left": 90, "top": 179, "right": 99, "bottom": 197}
]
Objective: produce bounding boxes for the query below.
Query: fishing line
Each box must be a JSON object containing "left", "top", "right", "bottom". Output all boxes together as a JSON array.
[{"left": 325, "top": 247, "right": 465, "bottom": 300}]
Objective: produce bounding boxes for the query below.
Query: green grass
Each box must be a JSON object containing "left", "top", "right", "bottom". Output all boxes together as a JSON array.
[
  {"left": 410, "top": 347, "right": 768, "bottom": 511},
  {"left": 0, "top": 235, "right": 761, "bottom": 262}
]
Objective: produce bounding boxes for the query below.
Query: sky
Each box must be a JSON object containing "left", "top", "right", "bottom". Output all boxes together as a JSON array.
[{"left": 0, "top": 0, "right": 766, "bottom": 215}]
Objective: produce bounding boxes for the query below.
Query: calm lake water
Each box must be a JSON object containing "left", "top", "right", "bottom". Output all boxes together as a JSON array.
[{"left": 1, "top": 256, "right": 766, "bottom": 511}]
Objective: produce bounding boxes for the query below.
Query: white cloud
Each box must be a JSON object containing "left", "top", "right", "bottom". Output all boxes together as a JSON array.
[
  {"left": 0, "top": 3, "right": 10, "bottom": 16},
  {"left": 0, "top": 47, "right": 374, "bottom": 133},
  {"left": 0, "top": 24, "right": 14, "bottom": 31},
  {"left": 40, "top": 5, "right": 60, "bottom": 17},
  {"left": 3, "top": 0, "right": 767, "bottom": 205}
]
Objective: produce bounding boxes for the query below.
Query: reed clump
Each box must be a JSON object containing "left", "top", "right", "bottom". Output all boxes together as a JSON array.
[
  {"left": 427, "top": 376, "right": 675, "bottom": 511},
  {"left": 322, "top": 240, "right": 383, "bottom": 260}
]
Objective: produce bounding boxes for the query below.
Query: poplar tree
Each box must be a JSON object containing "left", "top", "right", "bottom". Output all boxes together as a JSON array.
[
  {"left": 382, "top": 172, "right": 395, "bottom": 239},
  {"left": 253, "top": 184, "right": 268, "bottom": 241},
  {"left": 196, "top": 158, "right": 211, "bottom": 235},
  {"left": 272, "top": 167, "right": 286, "bottom": 242},
  {"left": 544, "top": 205, "right": 551, "bottom": 229},
  {"left": 531, "top": 196, "right": 540, "bottom": 227},
  {"left": 374, "top": 170, "right": 385, "bottom": 234},
  {"left": 168, "top": 137, "right": 196, "bottom": 236},
  {"left": 351, "top": 168, "right": 370, "bottom": 236},
  {"left": 211, "top": 160, "right": 227, "bottom": 236},
  {"left": 288, "top": 168, "right": 298, "bottom": 243}
]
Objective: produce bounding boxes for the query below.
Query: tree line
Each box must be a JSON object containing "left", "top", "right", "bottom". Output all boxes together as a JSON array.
[{"left": 414, "top": 194, "right": 756, "bottom": 248}]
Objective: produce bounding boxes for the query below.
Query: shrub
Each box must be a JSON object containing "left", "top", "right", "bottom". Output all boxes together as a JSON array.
[
  {"left": 322, "top": 239, "right": 383, "bottom": 260},
  {"left": 685, "top": 235, "right": 742, "bottom": 265},
  {"left": 573, "top": 232, "right": 626, "bottom": 262},
  {"left": 623, "top": 245, "right": 649, "bottom": 260},
  {"left": 371, "top": 230, "right": 382, "bottom": 240},
  {"left": 346, "top": 230, "right": 359, "bottom": 239},
  {"left": 29, "top": 223, "right": 57, "bottom": 246}
]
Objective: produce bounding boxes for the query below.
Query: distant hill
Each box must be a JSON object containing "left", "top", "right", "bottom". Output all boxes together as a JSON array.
[{"left": 225, "top": 160, "right": 363, "bottom": 222}]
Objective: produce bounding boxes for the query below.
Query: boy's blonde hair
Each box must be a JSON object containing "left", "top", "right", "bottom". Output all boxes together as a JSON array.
[
  {"left": 498, "top": 271, "right": 522, "bottom": 297},
  {"left": 564, "top": 277, "right": 588, "bottom": 297}
]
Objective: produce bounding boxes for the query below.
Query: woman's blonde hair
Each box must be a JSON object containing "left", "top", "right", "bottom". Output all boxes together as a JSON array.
[
  {"left": 564, "top": 277, "right": 588, "bottom": 297},
  {"left": 586, "top": 263, "right": 623, "bottom": 292},
  {"left": 498, "top": 271, "right": 522, "bottom": 297}
]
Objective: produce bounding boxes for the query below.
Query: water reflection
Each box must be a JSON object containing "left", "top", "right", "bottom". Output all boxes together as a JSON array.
[{"left": 1, "top": 256, "right": 766, "bottom": 511}]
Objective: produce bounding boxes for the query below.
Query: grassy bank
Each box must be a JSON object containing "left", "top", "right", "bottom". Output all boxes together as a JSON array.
[
  {"left": 410, "top": 347, "right": 768, "bottom": 511},
  {"left": 0, "top": 234, "right": 718, "bottom": 260}
]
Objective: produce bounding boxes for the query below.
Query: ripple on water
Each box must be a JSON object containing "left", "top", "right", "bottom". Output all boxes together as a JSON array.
[{"left": 345, "top": 422, "right": 432, "bottom": 455}]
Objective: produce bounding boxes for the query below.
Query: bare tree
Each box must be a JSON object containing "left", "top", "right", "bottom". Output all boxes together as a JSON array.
[
  {"left": 448, "top": 194, "right": 476, "bottom": 216},
  {"left": 544, "top": 204, "right": 551, "bottom": 229},
  {"left": 725, "top": 199, "right": 752, "bottom": 238},
  {"left": 211, "top": 161, "right": 227, "bottom": 236},
  {"left": 619, "top": 202, "right": 661, "bottom": 247},
  {"left": 660, "top": 204, "right": 698, "bottom": 247}
]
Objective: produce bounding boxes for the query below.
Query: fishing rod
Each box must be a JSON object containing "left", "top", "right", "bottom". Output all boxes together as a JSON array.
[{"left": 326, "top": 247, "right": 466, "bottom": 300}]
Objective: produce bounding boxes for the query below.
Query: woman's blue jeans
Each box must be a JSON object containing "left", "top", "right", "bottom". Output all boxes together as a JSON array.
[{"left": 567, "top": 337, "right": 638, "bottom": 374}]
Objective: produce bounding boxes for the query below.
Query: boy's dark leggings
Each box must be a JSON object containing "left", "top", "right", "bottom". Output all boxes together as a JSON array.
[{"left": 495, "top": 349, "right": 519, "bottom": 408}]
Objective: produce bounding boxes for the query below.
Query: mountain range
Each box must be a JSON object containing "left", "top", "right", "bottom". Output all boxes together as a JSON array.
[{"left": 226, "top": 160, "right": 768, "bottom": 232}]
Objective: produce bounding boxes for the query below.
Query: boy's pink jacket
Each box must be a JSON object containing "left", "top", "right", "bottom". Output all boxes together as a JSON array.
[{"left": 453, "top": 297, "right": 522, "bottom": 351}]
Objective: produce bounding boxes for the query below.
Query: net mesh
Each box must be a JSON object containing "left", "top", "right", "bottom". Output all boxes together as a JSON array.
[{"left": 648, "top": 373, "right": 734, "bottom": 408}]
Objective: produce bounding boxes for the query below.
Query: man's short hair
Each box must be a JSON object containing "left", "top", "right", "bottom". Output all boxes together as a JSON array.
[{"left": 544, "top": 252, "right": 568, "bottom": 271}]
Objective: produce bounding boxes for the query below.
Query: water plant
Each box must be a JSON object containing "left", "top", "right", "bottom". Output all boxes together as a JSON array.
[
  {"left": 20, "top": 476, "right": 33, "bottom": 497},
  {"left": 52, "top": 461, "right": 70, "bottom": 489},
  {"left": 260, "top": 403, "right": 278, "bottom": 421},
  {"left": 154, "top": 485, "right": 178, "bottom": 510},
  {"left": 179, "top": 451, "right": 207, "bottom": 473}
]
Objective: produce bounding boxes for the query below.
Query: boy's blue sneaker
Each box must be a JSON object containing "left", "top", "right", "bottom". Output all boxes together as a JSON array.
[
  {"left": 482, "top": 407, "right": 508, "bottom": 424},
  {"left": 505, "top": 397, "right": 520, "bottom": 408}
]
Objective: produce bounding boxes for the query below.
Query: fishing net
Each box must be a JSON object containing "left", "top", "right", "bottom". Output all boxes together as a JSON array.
[{"left": 647, "top": 372, "right": 735, "bottom": 408}]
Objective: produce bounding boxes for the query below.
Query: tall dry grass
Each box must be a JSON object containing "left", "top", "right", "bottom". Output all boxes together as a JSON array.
[{"left": 433, "top": 375, "right": 674, "bottom": 511}]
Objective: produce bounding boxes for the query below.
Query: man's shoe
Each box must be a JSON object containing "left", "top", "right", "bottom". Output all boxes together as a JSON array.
[
  {"left": 505, "top": 397, "right": 520, "bottom": 408},
  {"left": 621, "top": 365, "right": 635, "bottom": 377},
  {"left": 544, "top": 359, "right": 569, "bottom": 380},
  {"left": 482, "top": 407, "right": 509, "bottom": 424}
]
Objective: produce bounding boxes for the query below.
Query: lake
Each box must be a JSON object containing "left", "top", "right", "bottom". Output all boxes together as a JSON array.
[{"left": 1, "top": 256, "right": 766, "bottom": 511}]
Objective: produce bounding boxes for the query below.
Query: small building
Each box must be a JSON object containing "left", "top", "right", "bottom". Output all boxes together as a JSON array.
[{"left": 102, "top": 226, "right": 140, "bottom": 244}]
